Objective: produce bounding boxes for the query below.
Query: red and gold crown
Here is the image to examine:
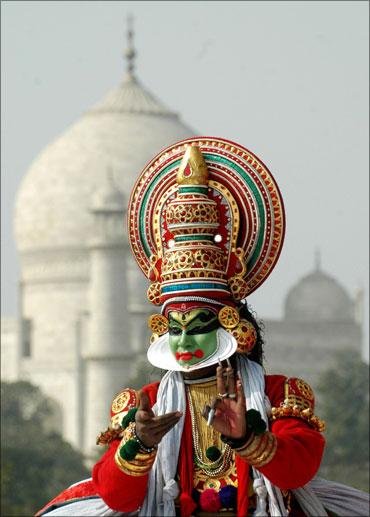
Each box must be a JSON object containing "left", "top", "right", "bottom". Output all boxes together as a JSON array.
[{"left": 128, "top": 137, "right": 285, "bottom": 310}]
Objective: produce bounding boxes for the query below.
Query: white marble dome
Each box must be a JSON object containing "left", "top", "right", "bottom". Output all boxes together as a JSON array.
[
  {"left": 15, "top": 73, "right": 195, "bottom": 252},
  {"left": 284, "top": 268, "right": 354, "bottom": 322}
]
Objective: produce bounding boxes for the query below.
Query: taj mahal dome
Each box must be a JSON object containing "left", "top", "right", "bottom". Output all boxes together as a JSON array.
[{"left": 1, "top": 32, "right": 363, "bottom": 458}]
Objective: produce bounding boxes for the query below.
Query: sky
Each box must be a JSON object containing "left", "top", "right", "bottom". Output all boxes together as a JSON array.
[{"left": 1, "top": 1, "right": 369, "bottom": 354}]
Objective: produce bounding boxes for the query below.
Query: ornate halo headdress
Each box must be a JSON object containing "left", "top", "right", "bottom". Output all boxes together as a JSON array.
[{"left": 128, "top": 137, "right": 285, "bottom": 370}]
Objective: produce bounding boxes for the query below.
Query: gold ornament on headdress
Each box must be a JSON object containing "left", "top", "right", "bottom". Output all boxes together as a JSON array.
[
  {"left": 148, "top": 314, "right": 169, "bottom": 335},
  {"left": 230, "top": 320, "right": 257, "bottom": 354},
  {"left": 177, "top": 145, "right": 209, "bottom": 185},
  {"left": 218, "top": 306, "right": 257, "bottom": 354},
  {"left": 218, "top": 306, "right": 240, "bottom": 329}
]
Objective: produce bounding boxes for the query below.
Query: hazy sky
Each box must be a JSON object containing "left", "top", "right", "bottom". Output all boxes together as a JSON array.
[{"left": 1, "top": 2, "right": 369, "bottom": 349}]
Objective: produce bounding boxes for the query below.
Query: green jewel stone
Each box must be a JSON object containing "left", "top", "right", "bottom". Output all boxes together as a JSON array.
[{"left": 206, "top": 446, "right": 221, "bottom": 461}]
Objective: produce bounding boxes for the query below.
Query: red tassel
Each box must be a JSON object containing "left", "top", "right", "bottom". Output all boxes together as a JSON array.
[
  {"left": 199, "top": 489, "right": 222, "bottom": 513},
  {"left": 180, "top": 492, "right": 197, "bottom": 517}
]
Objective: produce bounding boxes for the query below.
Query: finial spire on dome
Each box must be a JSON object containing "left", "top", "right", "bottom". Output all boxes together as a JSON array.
[
  {"left": 124, "top": 14, "right": 136, "bottom": 80},
  {"left": 314, "top": 247, "right": 321, "bottom": 271}
]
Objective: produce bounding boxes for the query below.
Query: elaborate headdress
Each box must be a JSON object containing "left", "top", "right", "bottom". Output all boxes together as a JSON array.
[{"left": 128, "top": 137, "right": 285, "bottom": 365}]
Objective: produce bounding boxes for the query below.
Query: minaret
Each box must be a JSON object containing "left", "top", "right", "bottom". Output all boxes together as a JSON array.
[{"left": 83, "top": 169, "right": 132, "bottom": 459}]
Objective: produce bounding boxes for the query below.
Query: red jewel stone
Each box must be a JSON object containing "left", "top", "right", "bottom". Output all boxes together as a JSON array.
[
  {"left": 149, "top": 268, "right": 157, "bottom": 281},
  {"left": 183, "top": 164, "right": 192, "bottom": 177}
]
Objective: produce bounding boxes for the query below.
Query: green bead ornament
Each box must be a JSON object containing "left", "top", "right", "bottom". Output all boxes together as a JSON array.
[
  {"left": 121, "top": 407, "right": 138, "bottom": 429},
  {"left": 119, "top": 439, "right": 140, "bottom": 461},
  {"left": 246, "top": 409, "right": 266, "bottom": 436},
  {"left": 206, "top": 446, "right": 221, "bottom": 461}
]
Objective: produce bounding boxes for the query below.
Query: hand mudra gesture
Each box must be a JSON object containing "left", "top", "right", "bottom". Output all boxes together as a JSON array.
[
  {"left": 202, "top": 361, "right": 247, "bottom": 439},
  {"left": 135, "top": 390, "right": 182, "bottom": 448}
]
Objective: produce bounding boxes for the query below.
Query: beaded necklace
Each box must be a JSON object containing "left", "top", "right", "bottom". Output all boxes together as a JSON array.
[{"left": 186, "top": 380, "right": 233, "bottom": 478}]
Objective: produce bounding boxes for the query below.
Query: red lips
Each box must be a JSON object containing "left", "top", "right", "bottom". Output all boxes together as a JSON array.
[{"left": 175, "top": 349, "right": 204, "bottom": 361}]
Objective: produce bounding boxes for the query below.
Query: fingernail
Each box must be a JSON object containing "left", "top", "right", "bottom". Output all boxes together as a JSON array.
[{"left": 226, "top": 358, "right": 232, "bottom": 368}]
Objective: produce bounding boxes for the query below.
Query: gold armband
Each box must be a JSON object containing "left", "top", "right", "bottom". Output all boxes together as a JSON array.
[
  {"left": 114, "top": 422, "right": 157, "bottom": 476},
  {"left": 235, "top": 431, "right": 277, "bottom": 468}
]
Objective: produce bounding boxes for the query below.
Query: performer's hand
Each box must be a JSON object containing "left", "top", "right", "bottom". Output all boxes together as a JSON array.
[
  {"left": 202, "top": 364, "right": 247, "bottom": 439},
  {"left": 135, "top": 390, "right": 182, "bottom": 448}
]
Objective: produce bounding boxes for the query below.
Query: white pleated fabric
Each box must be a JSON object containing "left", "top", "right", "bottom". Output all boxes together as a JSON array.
[
  {"left": 139, "top": 370, "right": 187, "bottom": 516},
  {"left": 42, "top": 498, "right": 126, "bottom": 516},
  {"left": 236, "top": 355, "right": 288, "bottom": 517},
  {"left": 303, "top": 477, "right": 370, "bottom": 516}
]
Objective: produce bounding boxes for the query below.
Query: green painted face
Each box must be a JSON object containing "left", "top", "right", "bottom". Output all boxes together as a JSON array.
[{"left": 168, "top": 309, "right": 220, "bottom": 368}]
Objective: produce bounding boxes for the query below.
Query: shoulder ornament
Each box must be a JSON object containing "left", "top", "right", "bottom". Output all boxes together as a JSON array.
[
  {"left": 111, "top": 388, "right": 140, "bottom": 428},
  {"left": 270, "top": 378, "right": 326, "bottom": 432},
  {"left": 96, "top": 388, "right": 140, "bottom": 446}
]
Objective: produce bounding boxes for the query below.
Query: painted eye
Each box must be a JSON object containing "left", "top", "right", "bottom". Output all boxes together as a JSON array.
[
  {"left": 169, "top": 327, "right": 181, "bottom": 336},
  {"left": 187, "top": 326, "right": 205, "bottom": 335}
]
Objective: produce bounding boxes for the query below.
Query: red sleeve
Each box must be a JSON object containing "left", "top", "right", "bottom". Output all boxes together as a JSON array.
[
  {"left": 258, "top": 417, "right": 325, "bottom": 489},
  {"left": 92, "top": 440, "right": 149, "bottom": 512},
  {"left": 255, "top": 375, "right": 325, "bottom": 490},
  {"left": 92, "top": 382, "right": 159, "bottom": 512}
]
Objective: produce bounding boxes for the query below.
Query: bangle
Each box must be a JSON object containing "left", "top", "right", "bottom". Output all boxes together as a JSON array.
[
  {"left": 221, "top": 429, "right": 253, "bottom": 449},
  {"left": 235, "top": 431, "right": 277, "bottom": 467},
  {"left": 115, "top": 423, "right": 157, "bottom": 476},
  {"left": 134, "top": 425, "right": 157, "bottom": 454},
  {"left": 115, "top": 449, "right": 155, "bottom": 476},
  {"left": 118, "top": 422, "right": 156, "bottom": 460}
]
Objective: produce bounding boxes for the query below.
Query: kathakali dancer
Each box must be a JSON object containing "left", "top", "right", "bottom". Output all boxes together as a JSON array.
[{"left": 37, "top": 138, "right": 369, "bottom": 516}]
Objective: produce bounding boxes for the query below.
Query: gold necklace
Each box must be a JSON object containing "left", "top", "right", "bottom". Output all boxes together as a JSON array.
[{"left": 186, "top": 381, "right": 233, "bottom": 478}]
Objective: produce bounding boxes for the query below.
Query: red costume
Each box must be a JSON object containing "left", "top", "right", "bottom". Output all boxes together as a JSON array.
[{"left": 91, "top": 375, "right": 325, "bottom": 516}]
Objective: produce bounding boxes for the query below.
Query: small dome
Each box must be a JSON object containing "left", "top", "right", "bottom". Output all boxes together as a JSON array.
[{"left": 285, "top": 269, "right": 354, "bottom": 322}]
